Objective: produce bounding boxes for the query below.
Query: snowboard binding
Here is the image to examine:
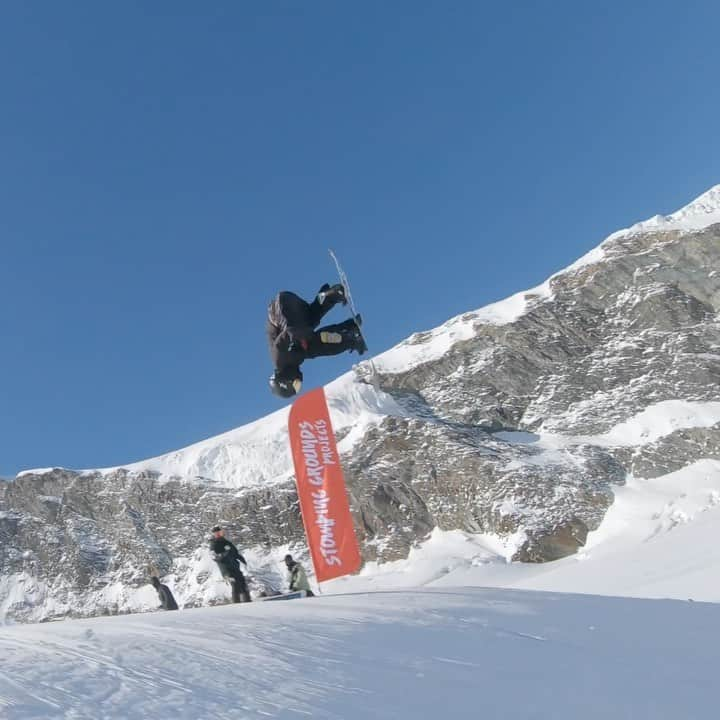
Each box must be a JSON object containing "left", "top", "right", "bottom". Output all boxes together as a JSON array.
[
  {"left": 345, "top": 317, "right": 367, "bottom": 355},
  {"left": 317, "top": 283, "right": 347, "bottom": 306}
]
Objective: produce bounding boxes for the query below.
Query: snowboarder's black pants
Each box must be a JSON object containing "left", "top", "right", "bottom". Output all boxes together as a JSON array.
[
  {"left": 305, "top": 318, "right": 360, "bottom": 359},
  {"left": 306, "top": 287, "right": 345, "bottom": 328},
  {"left": 229, "top": 569, "right": 251, "bottom": 603}
]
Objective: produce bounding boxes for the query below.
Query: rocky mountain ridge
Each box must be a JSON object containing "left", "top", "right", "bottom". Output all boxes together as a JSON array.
[{"left": 2, "top": 185, "right": 720, "bottom": 622}]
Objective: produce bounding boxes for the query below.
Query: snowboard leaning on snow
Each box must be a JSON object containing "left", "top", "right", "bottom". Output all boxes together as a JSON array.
[{"left": 259, "top": 590, "right": 309, "bottom": 602}]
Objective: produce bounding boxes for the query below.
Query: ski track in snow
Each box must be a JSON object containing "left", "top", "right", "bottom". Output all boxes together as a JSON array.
[{"left": 1, "top": 588, "right": 718, "bottom": 719}]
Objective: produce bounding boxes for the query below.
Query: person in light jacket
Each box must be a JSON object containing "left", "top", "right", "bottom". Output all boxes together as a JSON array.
[{"left": 284, "top": 554, "right": 314, "bottom": 596}]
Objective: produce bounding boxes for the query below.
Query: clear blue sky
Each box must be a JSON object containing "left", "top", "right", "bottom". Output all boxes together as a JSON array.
[{"left": 2, "top": 1, "right": 719, "bottom": 477}]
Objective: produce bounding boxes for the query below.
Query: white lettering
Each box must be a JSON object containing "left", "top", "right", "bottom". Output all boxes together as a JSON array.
[{"left": 295, "top": 415, "right": 346, "bottom": 568}]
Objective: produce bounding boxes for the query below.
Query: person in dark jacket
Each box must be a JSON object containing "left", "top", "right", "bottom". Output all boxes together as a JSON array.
[
  {"left": 209, "top": 525, "right": 251, "bottom": 603},
  {"left": 267, "top": 283, "right": 367, "bottom": 399},
  {"left": 150, "top": 576, "right": 179, "bottom": 610}
]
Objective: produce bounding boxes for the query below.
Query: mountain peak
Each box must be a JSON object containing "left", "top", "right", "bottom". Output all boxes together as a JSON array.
[
  {"left": 674, "top": 183, "right": 720, "bottom": 215},
  {"left": 622, "top": 183, "right": 720, "bottom": 236}
]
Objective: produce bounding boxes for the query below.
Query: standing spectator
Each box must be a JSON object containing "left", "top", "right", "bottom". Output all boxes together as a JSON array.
[{"left": 209, "top": 525, "right": 251, "bottom": 603}]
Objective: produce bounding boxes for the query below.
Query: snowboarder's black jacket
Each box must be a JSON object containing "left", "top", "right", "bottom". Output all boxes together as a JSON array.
[
  {"left": 210, "top": 536, "right": 247, "bottom": 577},
  {"left": 266, "top": 291, "right": 316, "bottom": 377}
]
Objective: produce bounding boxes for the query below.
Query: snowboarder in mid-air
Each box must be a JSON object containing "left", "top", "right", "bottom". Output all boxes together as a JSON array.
[
  {"left": 209, "top": 525, "right": 252, "bottom": 603},
  {"left": 267, "top": 283, "right": 366, "bottom": 398}
]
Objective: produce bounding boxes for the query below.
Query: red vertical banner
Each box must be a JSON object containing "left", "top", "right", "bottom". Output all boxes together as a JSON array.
[{"left": 288, "top": 387, "right": 362, "bottom": 583}]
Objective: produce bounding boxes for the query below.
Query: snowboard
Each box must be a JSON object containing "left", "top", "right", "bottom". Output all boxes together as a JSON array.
[
  {"left": 259, "top": 590, "right": 309, "bottom": 601},
  {"left": 328, "top": 249, "right": 378, "bottom": 384}
]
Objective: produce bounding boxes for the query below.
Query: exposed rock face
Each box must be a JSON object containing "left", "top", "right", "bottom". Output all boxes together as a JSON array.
[
  {"left": 3, "top": 189, "right": 720, "bottom": 622},
  {"left": 0, "top": 469, "right": 306, "bottom": 621}
]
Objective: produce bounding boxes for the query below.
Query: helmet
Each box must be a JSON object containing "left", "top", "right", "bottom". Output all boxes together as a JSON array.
[{"left": 269, "top": 368, "right": 303, "bottom": 398}]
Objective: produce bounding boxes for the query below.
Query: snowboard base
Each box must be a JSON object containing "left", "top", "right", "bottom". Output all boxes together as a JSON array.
[{"left": 329, "top": 249, "right": 379, "bottom": 387}]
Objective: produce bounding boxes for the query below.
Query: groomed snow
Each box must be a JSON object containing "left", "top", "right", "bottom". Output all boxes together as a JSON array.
[{"left": 1, "top": 587, "right": 717, "bottom": 719}]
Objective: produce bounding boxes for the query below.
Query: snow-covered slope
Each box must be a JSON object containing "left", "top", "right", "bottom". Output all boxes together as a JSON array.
[
  {"left": 93, "top": 376, "right": 405, "bottom": 488},
  {"left": 0, "top": 587, "right": 717, "bottom": 719}
]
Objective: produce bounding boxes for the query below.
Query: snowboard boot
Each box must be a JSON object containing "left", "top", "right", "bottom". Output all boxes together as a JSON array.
[
  {"left": 351, "top": 334, "right": 368, "bottom": 355},
  {"left": 344, "top": 321, "right": 367, "bottom": 355},
  {"left": 317, "top": 283, "right": 347, "bottom": 306}
]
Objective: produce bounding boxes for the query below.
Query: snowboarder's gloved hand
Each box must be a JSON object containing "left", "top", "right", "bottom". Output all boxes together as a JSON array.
[
  {"left": 288, "top": 338, "right": 309, "bottom": 352},
  {"left": 286, "top": 326, "right": 312, "bottom": 353}
]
